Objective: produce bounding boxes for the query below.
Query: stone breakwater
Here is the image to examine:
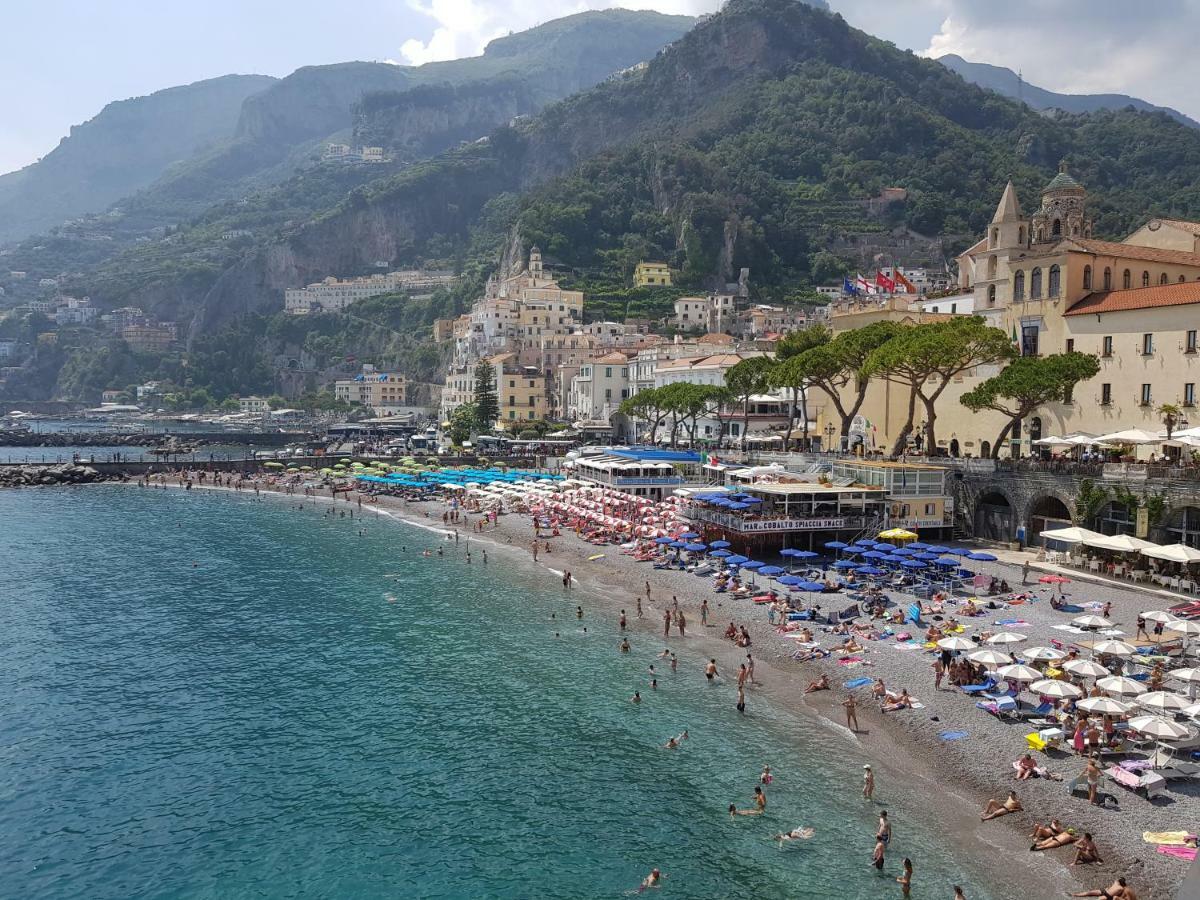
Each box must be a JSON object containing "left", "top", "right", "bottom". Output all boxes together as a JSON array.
[
  {"left": 0, "top": 430, "right": 312, "bottom": 448},
  {"left": 0, "top": 464, "right": 121, "bottom": 487}
]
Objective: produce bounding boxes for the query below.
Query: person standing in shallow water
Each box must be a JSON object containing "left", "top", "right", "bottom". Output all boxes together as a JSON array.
[
  {"left": 663, "top": 608, "right": 671, "bottom": 638},
  {"left": 843, "top": 694, "right": 859, "bottom": 732},
  {"left": 700, "top": 598, "right": 709, "bottom": 626}
]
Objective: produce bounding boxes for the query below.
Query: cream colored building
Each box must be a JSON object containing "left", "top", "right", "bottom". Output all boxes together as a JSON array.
[
  {"left": 832, "top": 169, "right": 1200, "bottom": 457},
  {"left": 440, "top": 353, "right": 549, "bottom": 427},
  {"left": 334, "top": 367, "right": 410, "bottom": 413}
]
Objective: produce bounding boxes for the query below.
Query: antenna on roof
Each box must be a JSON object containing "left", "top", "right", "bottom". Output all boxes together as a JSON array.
[{"left": 1017, "top": 69, "right": 1024, "bottom": 105}]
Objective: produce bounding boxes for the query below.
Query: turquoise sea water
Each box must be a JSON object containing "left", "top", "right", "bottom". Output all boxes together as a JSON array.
[{"left": 0, "top": 487, "right": 1002, "bottom": 899}]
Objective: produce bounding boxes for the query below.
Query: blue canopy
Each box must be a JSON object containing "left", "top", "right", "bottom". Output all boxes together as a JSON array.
[
  {"left": 739, "top": 497, "right": 763, "bottom": 504},
  {"left": 967, "top": 552, "right": 997, "bottom": 561},
  {"left": 790, "top": 550, "right": 818, "bottom": 559},
  {"left": 709, "top": 549, "right": 732, "bottom": 558},
  {"left": 873, "top": 543, "right": 897, "bottom": 552},
  {"left": 709, "top": 497, "right": 731, "bottom": 506},
  {"left": 710, "top": 540, "right": 731, "bottom": 549},
  {"left": 890, "top": 547, "right": 915, "bottom": 556},
  {"left": 900, "top": 559, "right": 928, "bottom": 569},
  {"left": 740, "top": 560, "right": 765, "bottom": 570},
  {"left": 842, "top": 546, "right": 864, "bottom": 555},
  {"left": 654, "top": 536, "right": 675, "bottom": 545},
  {"left": 824, "top": 541, "right": 849, "bottom": 550},
  {"left": 934, "top": 557, "right": 960, "bottom": 567},
  {"left": 779, "top": 548, "right": 799, "bottom": 557},
  {"left": 854, "top": 539, "right": 877, "bottom": 547},
  {"left": 758, "top": 565, "right": 785, "bottom": 576},
  {"left": 862, "top": 550, "right": 889, "bottom": 560},
  {"left": 856, "top": 566, "right": 886, "bottom": 576},
  {"left": 944, "top": 548, "right": 970, "bottom": 556},
  {"left": 669, "top": 540, "right": 687, "bottom": 548},
  {"left": 727, "top": 502, "right": 752, "bottom": 510},
  {"left": 799, "top": 580, "right": 827, "bottom": 591},
  {"left": 726, "top": 555, "right": 749, "bottom": 565},
  {"left": 833, "top": 560, "right": 861, "bottom": 570},
  {"left": 914, "top": 552, "right": 940, "bottom": 561},
  {"left": 684, "top": 542, "right": 707, "bottom": 552},
  {"left": 778, "top": 575, "right": 803, "bottom": 585},
  {"left": 908, "top": 542, "right": 931, "bottom": 550},
  {"left": 679, "top": 532, "right": 700, "bottom": 540}
]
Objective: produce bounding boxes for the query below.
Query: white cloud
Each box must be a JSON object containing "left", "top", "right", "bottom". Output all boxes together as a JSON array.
[{"left": 395, "top": 0, "right": 721, "bottom": 66}]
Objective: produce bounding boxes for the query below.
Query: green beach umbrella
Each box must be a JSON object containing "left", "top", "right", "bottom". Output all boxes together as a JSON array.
[{"left": 263, "top": 461, "right": 284, "bottom": 468}]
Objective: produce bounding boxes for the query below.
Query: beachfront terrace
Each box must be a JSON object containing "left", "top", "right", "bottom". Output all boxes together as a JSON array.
[{"left": 684, "top": 481, "right": 887, "bottom": 544}]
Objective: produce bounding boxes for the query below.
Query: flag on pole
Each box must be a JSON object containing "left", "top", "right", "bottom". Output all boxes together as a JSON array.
[
  {"left": 875, "top": 270, "right": 896, "bottom": 293},
  {"left": 856, "top": 274, "right": 874, "bottom": 294},
  {"left": 892, "top": 269, "right": 917, "bottom": 294},
  {"left": 843, "top": 276, "right": 858, "bottom": 296}
]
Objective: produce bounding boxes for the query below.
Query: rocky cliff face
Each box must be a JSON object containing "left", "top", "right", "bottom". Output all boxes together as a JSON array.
[{"left": 0, "top": 74, "right": 275, "bottom": 244}]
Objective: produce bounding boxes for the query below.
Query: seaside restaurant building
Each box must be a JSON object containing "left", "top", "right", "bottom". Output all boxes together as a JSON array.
[
  {"left": 565, "top": 448, "right": 704, "bottom": 501},
  {"left": 829, "top": 460, "right": 954, "bottom": 540},
  {"left": 683, "top": 470, "right": 888, "bottom": 555}
]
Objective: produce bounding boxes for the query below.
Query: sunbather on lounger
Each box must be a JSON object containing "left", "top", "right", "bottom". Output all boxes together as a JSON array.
[{"left": 981, "top": 791, "right": 1022, "bottom": 821}]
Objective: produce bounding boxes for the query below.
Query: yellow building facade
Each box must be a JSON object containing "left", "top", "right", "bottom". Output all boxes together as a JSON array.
[
  {"left": 829, "top": 169, "right": 1200, "bottom": 457},
  {"left": 634, "top": 261, "right": 672, "bottom": 287}
]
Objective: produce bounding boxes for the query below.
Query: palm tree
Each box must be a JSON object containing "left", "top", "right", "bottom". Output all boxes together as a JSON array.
[{"left": 1158, "top": 402, "right": 1183, "bottom": 440}]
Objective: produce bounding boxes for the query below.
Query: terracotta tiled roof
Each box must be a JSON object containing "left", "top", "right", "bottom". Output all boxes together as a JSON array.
[
  {"left": 1068, "top": 238, "right": 1200, "bottom": 267},
  {"left": 1153, "top": 218, "right": 1200, "bottom": 236},
  {"left": 699, "top": 332, "right": 734, "bottom": 344},
  {"left": 1064, "top": 280, "right": 1200, "bottom": 316}
]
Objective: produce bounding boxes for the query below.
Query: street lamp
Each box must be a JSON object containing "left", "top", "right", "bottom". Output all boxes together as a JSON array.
[{"left": 824, "top": 423, "right": 836, "bottom": 453}]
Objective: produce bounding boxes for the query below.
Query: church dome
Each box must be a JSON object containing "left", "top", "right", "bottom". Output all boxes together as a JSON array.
[{"left": 1043, "top": 169, "right": 1083, "bottom": 193}]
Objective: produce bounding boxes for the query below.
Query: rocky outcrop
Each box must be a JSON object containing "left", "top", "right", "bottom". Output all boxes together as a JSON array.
[{"left": 0, "top": 464, "right": 116, "bottom": 487}]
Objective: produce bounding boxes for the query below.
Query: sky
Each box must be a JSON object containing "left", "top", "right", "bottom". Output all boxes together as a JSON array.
[{"left": 2, "top": 0, "right": 1197, "bottom": 175}]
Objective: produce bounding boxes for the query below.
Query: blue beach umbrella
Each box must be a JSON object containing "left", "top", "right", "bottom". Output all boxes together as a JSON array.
[
  {"left": 669, "top": 540, "right": 687, "bottom": 549},
  {"left": 779, "top": 548, "right": 799, "bottom": 557},
  {"left": 728, "top": 502, "right": 752, "bottom": 510},
  {"left": 790, "top": 550, "right": 818, "bottom": 559},
  {"left": 709, "top": 549, "right": 732, "bottom": 558},
  {"left": 856, "top": 566, "right": 886, "bottom": 576},
  {"left": 679, "top": 532, "right": 700, "bottom": 540},
  {"left": 890, "top": 547, "right": 916, "bottom": 556},
  {"left": 843, "top": 546, "right": 864, "bottom": 555},
  {"left": 726, "top": 555, "right": 749, "bottom": 565},
  {"left": 759, "top": 565, "right": 785, "bottom": 576},
  {"left": 739, "top": 497, "right": 763, "bottom": 504},
  {"left": 944, "top": 548, "right": 970, "bottom": 556},
  {"left": 710, "top": 540, "right": 732, "bottom": 549},
  {"left": 908, "top": 542, "right": 931, "bottom": 550},
  {"left": 967, "top": 552, "right": 998, "bottom": 562},
  {"left": 654, "top": 536, "right": 674, "bottom": 545},
  {"left": 740, "top": 560, "right": 765, "bottom": 570},
  {"left": 901, "top": 559, "right": 928, "bottom": 569},
  {"left": 833, "top": 560, "right": 861, "bottom": 570},
  {"left": 684, "top": 542, "right": 708, "bottom": 552},
  {"left": 798, "top": 580, "right": 827, "bottom": 591},
  {"left": 935, "top": 557, "right": 960, "bottom": 567},
  {"left": 862, "top": 550, "right": 888, "bottom": 560},
  {"left": 855, "top": 539, "right": 877, "bottom": 547},
  {"left": 824, "top": 541, "right": 849, "bottom": 550},
  {"left": 873, "top": 543, "right": 897, "bottom": 552},
  {"left": 777, "top": 575, "right": 802, "bottom": 586}
]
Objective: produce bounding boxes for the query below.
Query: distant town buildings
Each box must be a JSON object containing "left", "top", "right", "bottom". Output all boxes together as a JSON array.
[
  {"left": 324, "top": 144, "right": 386, "bottom": 163},
  {"left": 634, "top": 261, "right": 672, "bottom": 287},
  {"left": 120, "top": 323, "right": 177, "bottom": 353},
  {"left": 238, "top": 396, "right": 271, "bottom": 414},
  {"left": 284, "top": 269, "right": 456, "bottom": 315},
  {"left": 333, "top": 365, "right": 412, "bottom": 415}
]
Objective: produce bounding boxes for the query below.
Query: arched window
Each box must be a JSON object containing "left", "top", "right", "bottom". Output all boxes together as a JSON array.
[
  {"left": 1160, "top": 272, "right": 1169, "bottom": 285},
  {"left": 987, "top": 284, "right": 997, "bottom": 307},
  {"left": 1123, "top": 269, "right": 1132, "bottom": 289},
  {"left": 1142, "top": 270, "right": 1151, "bottom": 287},
  {"left": 1048, "top": 265, "right": 1061, "bottom": 297},
  {"left": 1012, "top": 270, "right": 1025, "bottom": 301},
  {"left": 1030, "top": 267, "right": 1043, "bottom": 299},
  {"left": 1036, "top": 227, "right": 1045, "bottom": 243},
  {"left": 1083, "top": 265, "right": 1092, "bottom": 290},
  {"left": 988, "top": 255, "right": 998, "bottom": 279},
  {"left": 1052, "top": 219, "right": 1062, "bottom": 237},
  {"left": 1180, "top": 275, "right": 1187, "bottom": 283},
  {"left": 1018, "top": 226, "right": 1026, "bottom": 245},
  {"left": 990, "top": 228, "right": 999, "bottom": 246},
  {"left": 1029, "top": 416, "right": 1043, "bottom": 442},
  {"left": 1103, "top": 267, "right": 1112, "bottom": 290}
]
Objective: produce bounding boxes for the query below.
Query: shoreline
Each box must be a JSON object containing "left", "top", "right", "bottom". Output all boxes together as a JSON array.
[{"left": 66, "top": 477, "right": 1193, "bottom": 898}]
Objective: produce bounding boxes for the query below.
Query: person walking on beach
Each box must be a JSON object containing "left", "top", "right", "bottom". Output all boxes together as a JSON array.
[
  {"left": 705, "top": 659, "right": 718, "bottom": 682},
  {"left": 645, "top": 580, "right": 651, "bottom": 601},
  {"left": 672, "top": 596, "right": 679, "bottom": 614},
  {"left": 843, "top": 694, "right": 859, "bottom": 732},
  {"left": 746, "top": 653, "right": 757, "bottom": 685},
  {"left": 620, "top": 610, "right": 627, "bottom": 631},
  {"left": 663, "top": 608, "right": 671, "bottom": 638},
  {"left": 533, "top": 541, "right": 539, "bottom": 561},
  {"left": 932, "top": 657, "right": 944, "bottom": 691},
  {"left": 700, "top": 598, "right": 709, "bottom": 627},
  {"left": 737, "top": 685, "right": 747, "bottom": 714},
  {"left": 637, "top": 597, "right": 644, "bottom": 619},
  {"left": 1022, "top": 560, "right": 1031, "bottom": 585},
  {"left": 677, "top": 610, "right": 686, "bottom": 637},
  {"left": 863, "top": 764, "right": 874, "bottom": 800},
  {"left": 737, "top": 664, "right": 748, "bottom": 690}
]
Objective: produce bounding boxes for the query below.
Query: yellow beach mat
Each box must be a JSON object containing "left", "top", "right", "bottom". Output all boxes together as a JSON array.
[
  {"left": 587, "top": 553, "right": 606, "bottom": 561},
  {"left": 1143, "top": 832, "right": 1195, "bottom": 845}
]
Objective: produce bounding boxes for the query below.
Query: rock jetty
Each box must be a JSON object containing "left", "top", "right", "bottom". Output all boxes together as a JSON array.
[{"left": 0, "top": 464, "right": 119, "bottom": 487}]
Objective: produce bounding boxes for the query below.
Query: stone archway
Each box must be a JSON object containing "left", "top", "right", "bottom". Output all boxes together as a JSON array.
[
  {"left": 1029, "top": 494, "right": 1072, "bottom": 540},
  {"left": 974, "top": 489, "right": 1016, "bottom": 542},
  {"left": 1161, "top": 505, "right": 1200, "bottom": 549}
]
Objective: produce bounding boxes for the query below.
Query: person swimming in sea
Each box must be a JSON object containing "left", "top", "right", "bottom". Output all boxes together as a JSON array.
[{"left": 773, "top": 826, "right": 814, "bottom": 845}]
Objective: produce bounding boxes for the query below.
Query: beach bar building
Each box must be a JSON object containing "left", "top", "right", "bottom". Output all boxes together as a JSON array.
[
  {"left": 565, "top": 448, "right": 703, "bottom": 501},
  {"left": 829, "top": 460, "right": 954, "bottom": 539},
  {"left": 682, "top": 475, "right": 888, "bottom": 554}
]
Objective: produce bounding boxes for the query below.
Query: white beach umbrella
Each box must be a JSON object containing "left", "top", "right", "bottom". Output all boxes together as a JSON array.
[
  {"left": 968, "top": 649, "right": 1013, "bottom": 666},
  {"left": 937, "top": 636, "right": 978, "bottom": 651},
  {"left": 1022, "top": 646, "right": 1066, "bottom": 661},
  {"left": 1183, "top": 702, "right": 1200, "bottom": 720},
  {"left": 1031, "top": 679, "right": 1083, "bottom": 699},
  {"left": 1140, "top": 610, "right": 1175, "bottom": 624},
  {"left": 1169, "top": 619, "right": 1200, "bottom": 636},
  {"left": 996, "top": 664, "right": 1042, "bottom": 682},
  {"left": 1063, "top": 659, "right": 1110, "bottom": 678},
  {"left": 1128, "top": 715, "right": 1193, "bottom": 741},
  {"left": 1077, "top": 696, "right": 1132, "bottom": 715},
  {"left": 1096, "top": 675, "right": 1148, "bottom": 696},
  {"left": 987, "top": 632, "right": 1028, "bottom": 645},
  {"left": 1082, "top": 533, "right": 1159, "bottom": 553},
  {"left": 1040, "top": 525, "right": 1103, "bottom": 544},
  {"left": 1095, "top": 428, "right": 1165, "bottom": 444},
  {"left": 1140, "top": 543, "right": 1200, "bottom": 564},
  {"left": 1073, "top": 615, "right": 1114, "bottom": 629},
  {"left": 1137, "top": 691, "right": 1191, "bottom": 713},
  {"left": 1168, "top": 667, "right": 1200, "bottom": 685},
  {"left": 1092, "top": 640, "right": 1138, "bottom": 657}
]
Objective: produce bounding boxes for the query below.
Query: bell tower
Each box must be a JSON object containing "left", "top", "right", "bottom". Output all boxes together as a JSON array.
[
  {"left": 1031, "top": 162, "right": 1092, "bottom": 244},
  {"left": 988, "top": 180, "right": 1028, "bottom": 250},
  {"left": 529, "top": 246, "right": 543, "bottom": 280}
]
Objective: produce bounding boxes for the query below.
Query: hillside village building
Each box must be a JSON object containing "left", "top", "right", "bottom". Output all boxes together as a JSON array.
[
  {"left": 285, "top": 270, "right": 455, "bottom": 315},
  {"left": 634, "top": 261, "right": 672, "bottom": 287},
  {"left": 334, "top": 365, "right": 411, "bottom": 414},
  {"left": 832, "top": 168, "right": 1200, "bottom": 457}
]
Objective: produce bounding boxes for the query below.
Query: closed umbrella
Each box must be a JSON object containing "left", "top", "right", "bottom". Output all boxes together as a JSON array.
[
  {"left": 937, "top": 636, "right": 978, "bottom": 651},
  {"left": 1137, "top": 691, "right": 1191, "bottom": 713},
  {"left": 1022, "top": 646, "right": 1066, "bottom": 661},
  {"left": 1072, "top": 615, "right": 1113, "bottom": 629},
  {"left": 996, "top": 664, "right": 1041, "bottom": 682},
  {"left": 1092, "top": 640, "right": 1137, "bottom": 657},
  {"left": 1031, "top": 679, "right": 1083, "bottom": 699},
  {"left": 1096, "top": 675, "right": 1147, "bottom": 696},
  {"left": 1063, "top": 659, "right": 1109, "bottom": 678},
  {"left": 987, "top": 632, "right": 1028, "bottom": 645},
  {"left": 968, "top": 649, "right": 1013, "bottom": 666},
  {"left": 1077, "top": 696, "right": 1132, "bottom": 715},
  {"left": 1128, "top": 715, "right": 1193, "bottom": 741}
]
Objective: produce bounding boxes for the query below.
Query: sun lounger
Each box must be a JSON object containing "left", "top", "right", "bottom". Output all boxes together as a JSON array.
[
  {"left": 977, "top": 696, "right": 1017, "bottom": 718},
  {"left": 1105, "top": 764, "right": 1166, "bottom": 800},
  {"left": 961, "top": 677, "right": 998, "bottom": 695},
  {"left": 1026, "top": 727, "right": 1064, "bottom": 753}
]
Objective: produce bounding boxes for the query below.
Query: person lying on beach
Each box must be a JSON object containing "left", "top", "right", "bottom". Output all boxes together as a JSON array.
[
  {"left": 795, "top": 647, "right": 830, "bottom": 661},
  {"left": 881, "top": 689, "right": 912, "bottom": 713},
  {"left": 1030, "top": 819, "right": 1066, "bottom": 841},
  {"left": 804, "top": 674, "right": 830, "bottom": 693},
  {"left": 1069, "top": 833, "right": 1102, "bottom": 866},
  {"left": 773, "top": 827, "right": 815, "bottom": 844},
  {"left": 980, "top": 791, "right": 1022, "bottom": 821},
  {"left": 1031, "top": 830, "right": 1078, "bottom": 851},
  {"left": 1071, "top": 877, "right": 1131, "bottom": 899},
  {"left": 840, "top": 637, "right": 864, "bottom": 654}
]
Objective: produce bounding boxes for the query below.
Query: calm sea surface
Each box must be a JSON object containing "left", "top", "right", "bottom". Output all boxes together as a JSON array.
[{"left": 0, "top": 487, "right": 1001, "bottom": 898}]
